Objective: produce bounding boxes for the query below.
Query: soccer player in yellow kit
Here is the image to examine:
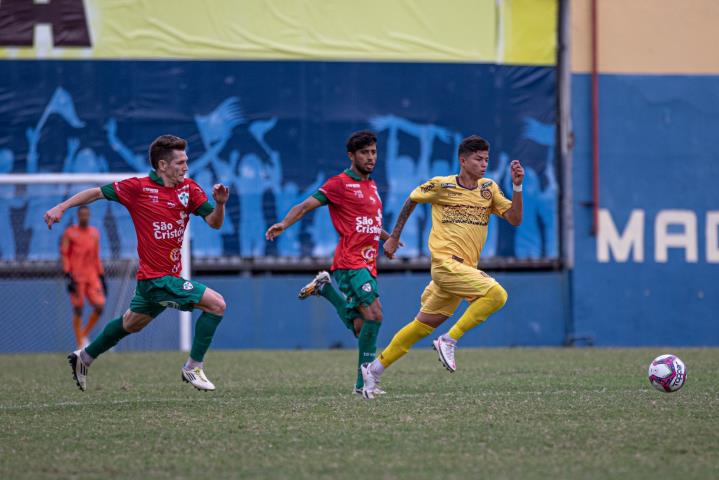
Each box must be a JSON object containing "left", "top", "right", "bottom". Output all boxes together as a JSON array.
[{"left": 361, "top": 135, "right": 524, "bottom": 399}]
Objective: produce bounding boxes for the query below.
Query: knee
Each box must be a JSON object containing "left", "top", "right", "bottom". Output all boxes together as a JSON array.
[
  {"left": 208, "top": 294, "right": 226, "bottom": 316},
  {"left": 94, "top": 305, "right": 104, "bottom": 315},
  {"left": 363, "top": 310, "right": 383, "bottom": 323},
  {"left": 488, "top": 284, "right": 508, "bottom": 310},
  {"left": 215, "top": 295, "right": 226, "bottom": 316},
  {"left": 73, "top": 307, "right": 83, "bottom": 316}
]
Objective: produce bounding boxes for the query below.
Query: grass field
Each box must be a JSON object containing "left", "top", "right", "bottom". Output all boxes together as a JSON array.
[{"left": 1, "top": 348, "right": 717, "bottom": 480}]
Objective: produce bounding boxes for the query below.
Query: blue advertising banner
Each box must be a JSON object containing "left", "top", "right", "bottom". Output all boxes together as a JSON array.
[{"left": 0, "top": 60, "right": 557, "bottom": 261}]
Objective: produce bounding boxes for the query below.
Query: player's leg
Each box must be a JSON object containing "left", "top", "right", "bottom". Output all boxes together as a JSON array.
[
  {"left": 354, "top": 297, "right": 382, "bottom": 393},
  {"left": 68, "top": 309, "right": 157, "bottom": 391},
  {"left": 70, "top": 284, "right": 85, "bottom": 349},
  {"left": 182, "top": 284, "right": 225, "bottom": 391},
  {"left": 188, "top": 286, "right": 225, "bottom": 365},
  {"left": 361, "top": 281, "right": 459, "bottom": 399},
  {"left": 433, "top": 260, "right": 508, "bottom": 372},
  {"left": 299, "top": 270, "right": 357, "bottom": 332},
  {"left": 67, "top": 280, "right": 165, "bottom": 391},
  {"left": 333, "top": 269, "right": 382, "bottom": 393},
  {"left": 446, "top": 284, "right": 507, "bottom": 341},
  {"left": 82, "top": 276, "right": 106, "bottom": 343}
]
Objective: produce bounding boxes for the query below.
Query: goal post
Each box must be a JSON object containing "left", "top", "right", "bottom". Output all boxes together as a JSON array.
[{"left": 0, "top": 173, "right": 191, "bottom": 353}]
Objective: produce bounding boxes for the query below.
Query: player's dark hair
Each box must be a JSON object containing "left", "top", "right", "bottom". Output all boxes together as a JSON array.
[
  {"left": 149, "top": 135, "right": 187, "bottom": 170},
  {"left": 458, "top": 135, "right": 490, "bottom": 158},
  {"left": 77, "top": 205, "right": 89, "bottom": 212},
  {"left": 346, "top": 130, "right": 377, "bottom": 153}
]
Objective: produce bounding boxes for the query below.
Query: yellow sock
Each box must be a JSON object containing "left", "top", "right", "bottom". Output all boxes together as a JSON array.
[
  {"left": 448, "top": 285, "right": 508, "bottom": 341},
  {"left": 378, "top": 319, "right": 435, "bottom": 368}
]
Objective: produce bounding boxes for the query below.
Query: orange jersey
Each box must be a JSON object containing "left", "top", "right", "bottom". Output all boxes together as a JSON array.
[{"left": 61, "top": 225, "right": 104, "bottom": 282}]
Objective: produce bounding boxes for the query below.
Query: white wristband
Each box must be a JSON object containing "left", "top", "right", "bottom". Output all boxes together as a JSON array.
[{"left": 512, "top": 183, "right": 523, "bottom": 192}]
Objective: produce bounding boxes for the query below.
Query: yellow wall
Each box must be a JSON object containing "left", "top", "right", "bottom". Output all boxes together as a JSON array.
[
  {"left": 1, "top": 0, "right": 556, "bottom": 65},
  {"left": 571, "top": 0, "right": 719, "bottom": 74}
]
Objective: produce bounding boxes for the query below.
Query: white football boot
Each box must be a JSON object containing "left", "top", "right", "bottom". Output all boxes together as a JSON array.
[
  {"left": 432, "top": 336, "right": 457, "bottom": 372},
  {"left": 67, "top": 349, "right": 89, "bottom": 391},
  {"left": 360, "top": 363, "right": 382, "bottom": 400},
  {"left": 181, "top": 367, "right": 216, "bottom": 391},
  {"left": 298, "top": 271, "right": 331, "bottom": 299},
  {"left": 353, "top": 385, "right": 386, "bottom": 396}
]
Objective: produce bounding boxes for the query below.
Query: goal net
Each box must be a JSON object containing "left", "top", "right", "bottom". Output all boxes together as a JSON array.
[{"left": 0, "top": 173, "right": 191, "bottom": 353}]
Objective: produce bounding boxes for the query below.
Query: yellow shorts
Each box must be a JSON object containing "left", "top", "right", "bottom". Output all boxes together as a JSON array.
[{"left": 419, "top": 258, "right": 499, "bottom": 317}]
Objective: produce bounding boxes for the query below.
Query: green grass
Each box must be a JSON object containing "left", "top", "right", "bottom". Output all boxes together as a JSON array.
[{"left": 1, "top": 348, "right": 717, "bottom": 480}]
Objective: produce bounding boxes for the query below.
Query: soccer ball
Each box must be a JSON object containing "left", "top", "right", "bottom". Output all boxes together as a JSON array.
[{"left": 648, "top": 354, "right": 686, "bottom": 393}]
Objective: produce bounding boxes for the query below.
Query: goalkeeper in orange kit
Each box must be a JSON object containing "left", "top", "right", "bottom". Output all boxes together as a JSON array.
[{"left": 61, "top": 205, "right": 107, "bottom": 348}]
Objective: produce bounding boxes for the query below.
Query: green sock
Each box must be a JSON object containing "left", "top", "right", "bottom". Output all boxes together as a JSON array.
[
  {"left": 320, "top": 283, "right": 354, "bottom": 331},
  {"left": 190, "top": 312, "right": 223, "bottom": 362},
  {"left": 355, "top": 320, "right": 381, "bottom": 389},
  {"left": 85, "top": 317, "right": 129, "bottom": 359},
  {"left": 320, "top": 283, "right": 345, "bottom": 315}
]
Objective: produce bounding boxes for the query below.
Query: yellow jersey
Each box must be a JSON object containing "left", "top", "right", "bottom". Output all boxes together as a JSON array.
[{"left": 409, "top": 175, "right": 512, "bottom": 266}]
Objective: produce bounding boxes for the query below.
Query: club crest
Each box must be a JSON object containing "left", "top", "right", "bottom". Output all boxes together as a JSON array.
[{"left": 177, "top": 191, "right": 189, "bottom": 207}]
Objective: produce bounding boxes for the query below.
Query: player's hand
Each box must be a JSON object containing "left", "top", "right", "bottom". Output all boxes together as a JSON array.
[
  {"left": 100, "top": 274, "right": 108, "bottom": 295},
  {"left": 65, "top": 273, "right": 77, "bottom": 294},
  {"left": 510, "top": 160, "right": 525, "bottom": 186},
  {"left": 212, "top": 184, "right": 230, "bottom": 205},
  {"left": 265, "top": 222, "right": 285, "bottom": 241},
  {"left": 44, "top": 205, "right": 65, "bottom": 230},
  {"left": 383, "top": 236, "right": 401, "bottom": 259}
]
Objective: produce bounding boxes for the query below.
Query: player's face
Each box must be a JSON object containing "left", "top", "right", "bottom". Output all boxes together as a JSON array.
[
  {"left": 77, "top": 208, "right": 90, "bottom": 227},
  {"left": 460, "top": 150, "right": 489, "bottom": 179},
  {"left": 349, "top": 143, "right": 377, "bottom": 175},
  {"left": 160, "top": 150, "right": 189, "bottom": 185}
]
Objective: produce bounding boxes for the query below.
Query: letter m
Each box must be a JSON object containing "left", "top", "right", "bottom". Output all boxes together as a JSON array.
[
  {"left": 597, "top": 209, "right": 644, "bottom": 263},
  {"left": 0, "top": 0, "right": 91, "bottom": 47}
]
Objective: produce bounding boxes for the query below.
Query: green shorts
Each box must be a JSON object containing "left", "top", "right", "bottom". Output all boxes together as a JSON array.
[
  {"left": 129, "top": 275, "right": 207, "bottom": 318},
  {"left": 332, "top": 268, "right": 379, "bottom": 332}
]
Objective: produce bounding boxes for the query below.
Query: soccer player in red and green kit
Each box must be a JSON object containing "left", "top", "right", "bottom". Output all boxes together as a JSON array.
[
  {"left": 44, "top": 135, "right": 229, "bottom": 392},
  {"left": 266, "top": 130, "right": 400, "bottom": 395}
]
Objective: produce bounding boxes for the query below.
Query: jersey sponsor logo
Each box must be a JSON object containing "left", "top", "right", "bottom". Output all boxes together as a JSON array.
[
  {"left": 177, "top": 191, "right": 189, "bottom": 207},
  {"left": 153, "top": 221, "right": 185, "bottom": 240},
  {"left": 352, "top": 190, "right": 364, "bottom": 199},
  {"left": 361, "top": 245, "right": 377, "bottom": 263},
  {"left": 481, "top": 181, "right": 493, "bottom": 189},
  {"left": 355, "top": 215, "right": 382, "bottom": 234},
  {"left": 420, "top": 182, "right": 436, "bottom": 193},
  {"left": 345, "top": 183, "right": 360, "bottom": 188},
  {"left": 441, "top": 182, "right": 456, "bottom": 189},
  {"left": 361, "top": 282, "right": 372, "bottom": 293},
  {"left": 175, "top": 212, "right": 188, "bottom": 227},
  {"left": 440, "top": 204, "right": 491, "bottom": 226},
  {"left": 150, "top": 195, "right": 159, "bottom": 203},
  {"left": 167, "top": 201, "right": 176, "bottom": 208},
  {"left": 182, "top": 281, "right": 194, "bottom": 291},
  {"left": 143, "top": 187, "right": 159, "bottom": 193}
]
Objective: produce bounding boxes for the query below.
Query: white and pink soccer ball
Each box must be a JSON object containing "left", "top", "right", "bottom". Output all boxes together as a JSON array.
[{"left": 648, "top": 354, "right": 686, "bottom": 393}]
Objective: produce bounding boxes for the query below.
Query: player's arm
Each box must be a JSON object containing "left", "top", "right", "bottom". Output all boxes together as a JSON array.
[
  {"left": 203, "top": 184, "right": 230, "bottom": 229},
  {"left": 266, "top": 196, "right": 323, "bottom": 241},
  {"left": 502, "top": 160, "right": 524, "bottom": 226},
  {"left": 383, "top": 197, "right": 418, "bottom": 259},
  {"left": 44, "top": 187, "right": 104, "bottom": 230}
]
